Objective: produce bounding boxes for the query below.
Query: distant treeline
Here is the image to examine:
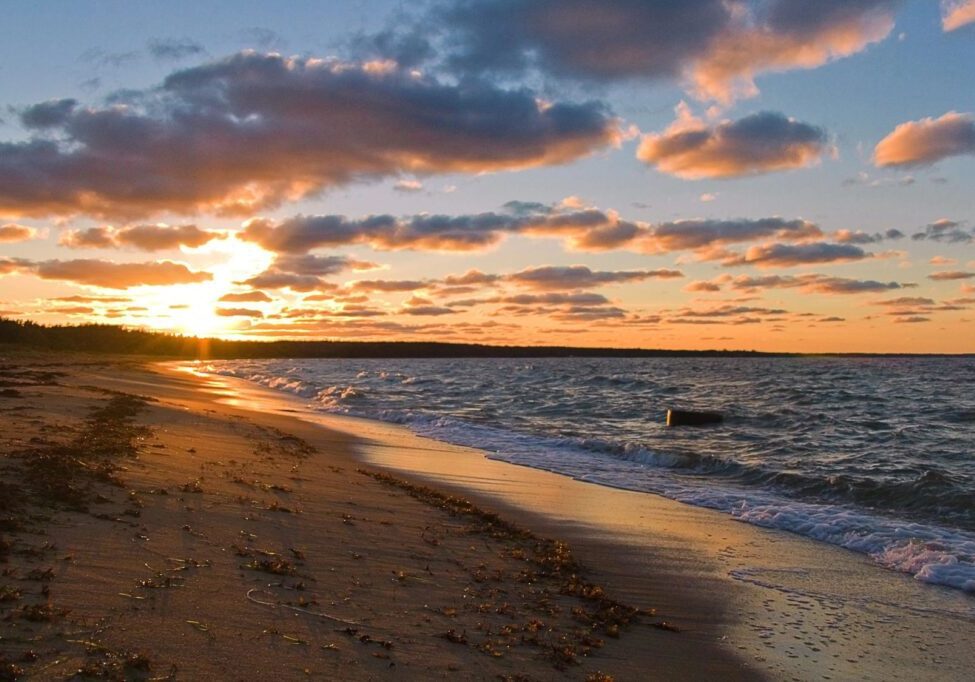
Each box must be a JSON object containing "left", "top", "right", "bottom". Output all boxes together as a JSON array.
[{"left": 0, "top": 317, "right": 781, "bottom": 359}]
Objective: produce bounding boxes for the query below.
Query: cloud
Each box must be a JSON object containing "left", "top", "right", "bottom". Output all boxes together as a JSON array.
[
  {"left": 401, "top": 305, "right": 456, "bottom": 316},
  {"left": 928, "top": 271, "right": 975, "bottom": 281},
  {"left": 874, "top": 112, "right": 975, "bottom": 167},
  {"left": 433, "top": 1, "right": 901, "bottom": 102},
  {"left": 242, "top": 203, "right": 826, "bottom": 257},
  {"left": 637, "top": 106, "right": 830, "bottom": 179},
  {"left": 350, "top": 279, "right": 429, "bottom": 293},
  {"left": 448, "top": 292, "right": 611, "bottom": 308},
  {"left": 50, "top": 295, "right": 131, "bottom": 303},
  {"left": 148, "top": 38, "right": 206, "bottom": 61},
  {"left": 942, "top": 0, "right": 975, "bottom": 30},
  {"left": 32, "top": 259, "right": 212, "bottom": 289},
  {"left": 1, "top": 52, "right": 618, "bottom": 219},
  {"left": 0, "top": 223, "right": 37, "bottom": 243},
  {"left": 871, "top": 296, "right": 936, "bottom": 306},
  {"left": 219, "top": 291, "right": 272, "bottom": 303},
  {"left": 730, "top": 273, "right": 912, "bottom": 294},
  {"left": 684, "top": 280, "right": 723, "bottom": 293},
  {"left": 47, "top": 306, "right": 95, "bottom": 315},
  {"left": 647, "top": 216, "right": 820, "bottom": 252},
  {"left": 60, "top": 223, "right": 224, "bottom": 251},
  {"left": 721, "top": 242, "right": 868, "bottom": 268},
  {"left": 688, "top": 0, "right": 902, "bottom": 102},
  {"left": 215, "top": 307, "right": 264, "bottom": 318},
  {"left": 393, "top": 179, "right": 424, "bottom": 193},
  {"left": 834, "top": 228, "right": 905, "bottom": 244},
  {"left": 271, "top": 254, "right": 379, "bottom": 276},
  {"left": 439, "top": 0, "right": 732, "bottom": 81},
  {"left": 911, "top": 219, "right": 972, "bottom": 244},
  {"left": 238, "top": 253, "right": 379, "bottom": 292},
  {"left": 506, "top": 265, "right": 682, "bottom": 290},
  {"left": 237, "top": 272, "right": 334, "bottom": 292}
]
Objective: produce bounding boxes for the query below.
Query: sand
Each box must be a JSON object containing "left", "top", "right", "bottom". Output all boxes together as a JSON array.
[
  {"left": 0, "top": 351, "right": 756, "bottom": 680},
  {"left": 3, "top": 351, "right": 973, "bottom": 681}
]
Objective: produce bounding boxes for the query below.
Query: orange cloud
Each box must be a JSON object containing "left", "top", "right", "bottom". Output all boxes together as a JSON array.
[
  {"left": 216, "top": 307, "right": 264, "bottom": 318},
  {"left": 942, "top": 0, "right": 975, "bottom": 30},
  {"left": 637, "top": 106, "right": 830, "bottom": 179},
  {"left": 874, "top": 112, "right": 975, "bottom": 167},
  {"left": 60, "top": 224, "right": 223, "bottom": 251},
  {"left": 688, "top": 1, "right": 900, "bottom": 102},
  {"left": 0, "top": 223, "right": 37, "bottom": 243},
  {"left": 32, "top": 259, "right": 212, "bottom": 289}
]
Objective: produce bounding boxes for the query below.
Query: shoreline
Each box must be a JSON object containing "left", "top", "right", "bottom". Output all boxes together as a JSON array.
[{"left": 176, "top": 361, "right": 975, "bottom": 681}]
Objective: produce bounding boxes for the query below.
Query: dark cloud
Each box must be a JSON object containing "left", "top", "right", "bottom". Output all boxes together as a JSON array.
[
  {"left": 237, "top": 272, "right": 334, "bottom": 292},
  {"left": 271, "top": 254, "right": 379, "bottom": 276},
  {"left": 875, "top": 112, "right": 975, "bottom": 167},
  {"left": 731, "top": 273, "right": 912, "bottom": 294},
  {"left": 350, "top": 280, "right": 429, "bottom": 293},
  {"left": 241, "top": 204, "right": 826, "bottom": 257},
  {"left": 871, "top": 296, "right": 936, "bottom": 307},
  {"left": 148, "top": 38, "right": 206, "bottom": 62},
  {"left": 401, "top": 305, "right": 456, "bottom": 316},
  {"left": 238, "top": 253, "right": 379, "bottom": 292},
  {"left": 928, "top": 271, "right": 975, "bottom": 281},
  {"left": 59, "top": 227, "right": 116, "bottom": 249},
  {"left": 507, "top": 265, "right": 682, "bottom": 290},
  {"left": 19, "top": 99, "right": 77, "bottom": 128},
  {"left": 834, "top": 228, "right": 905, "bottom": 244},
  {"left": 721, "top": 242, "right": 868, "bottom": 268},
  {"left": 649, "top": 217, "right": 820, "bottom": 251},
  {"left": 1, "top": 52, "right": 617, "bottom": 219},
  {"left": 911, "top": 219, "right": 972, "bottom": 244},
  {"left": 638, "top": 110, "right": 830, "bottom": 179},
  {"left": 550, "top": 305, "right": 627, "bottom": 321},
  {"left": 447, "top": 292, "right": 610, "bottom": 308},
  {"left": 439, "top": 0, "right": 731, "bottom": 81},
  {"left": 428, "top": 0, "right": 900, "bottom": 102}
]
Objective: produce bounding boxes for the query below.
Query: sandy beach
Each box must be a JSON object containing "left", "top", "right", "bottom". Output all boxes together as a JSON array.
[
  {"left": 0, "top": 351, "right": 757, "bottom": 680},
  {"left": 3, "top": 351, "right": 974, "bottom": 681}
]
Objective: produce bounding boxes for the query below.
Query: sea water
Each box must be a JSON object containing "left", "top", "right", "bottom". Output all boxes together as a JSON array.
[{"left": 201, "top": 356, "right": 975, "bottom": 593}]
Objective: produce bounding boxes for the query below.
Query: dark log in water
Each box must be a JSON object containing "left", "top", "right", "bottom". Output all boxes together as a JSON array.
[{"left": 666, "top": 409, "right": 724, "bottom": 427}]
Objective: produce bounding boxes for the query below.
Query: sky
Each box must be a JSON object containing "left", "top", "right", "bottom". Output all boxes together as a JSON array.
[{"left": 0, "top": 0, "right": 973, "bottom": 353}]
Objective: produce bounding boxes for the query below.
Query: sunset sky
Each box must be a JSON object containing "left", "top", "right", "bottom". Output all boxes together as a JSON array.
[{"left": 1, "top": 0, "right": 974, "bottom": 352}]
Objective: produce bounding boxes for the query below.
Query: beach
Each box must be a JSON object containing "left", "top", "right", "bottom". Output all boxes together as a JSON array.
[
  {"left": 1, "top": 352, "right": 753, "bottom": 680},
  {"left": 2, "top": 352, "right": 974, "bottom": 681}
]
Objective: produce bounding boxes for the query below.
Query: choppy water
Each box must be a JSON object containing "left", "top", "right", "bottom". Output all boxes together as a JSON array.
[{"left": 201, "top": 356, "right": 975, "bottom": 593}]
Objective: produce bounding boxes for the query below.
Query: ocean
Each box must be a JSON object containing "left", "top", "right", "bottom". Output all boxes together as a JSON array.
[{"left": 201, "top": 356, "right": 975, "bottom": 594}]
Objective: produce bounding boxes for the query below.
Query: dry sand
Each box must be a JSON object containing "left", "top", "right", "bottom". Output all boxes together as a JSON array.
[{"left": 0, "top": 351, "right": 757, "bottom": 680}]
